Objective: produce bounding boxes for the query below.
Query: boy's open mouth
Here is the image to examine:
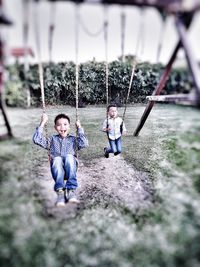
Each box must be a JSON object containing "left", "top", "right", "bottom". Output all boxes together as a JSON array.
[{"left": 60, "top": 130, "right": 67, "bottom": 134}]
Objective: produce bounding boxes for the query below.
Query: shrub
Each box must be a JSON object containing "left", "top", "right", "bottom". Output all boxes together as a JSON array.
[{"left": 5, "top": 60, "right": 193, "bottom": 107}]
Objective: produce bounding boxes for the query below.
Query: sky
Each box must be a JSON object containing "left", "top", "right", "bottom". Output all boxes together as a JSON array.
[{"left": 3, "top": 0, "right": 200, "bottom": 65}]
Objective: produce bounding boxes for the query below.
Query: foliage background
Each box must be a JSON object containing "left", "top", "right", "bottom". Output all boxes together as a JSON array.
[{"left": 5, "top": 59, "right": 193, "bottom": 107}]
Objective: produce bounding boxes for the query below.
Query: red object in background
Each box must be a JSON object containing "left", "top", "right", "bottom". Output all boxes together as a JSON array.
[{"left": 10, "top": 47, "right": 34, "bottom": 58}]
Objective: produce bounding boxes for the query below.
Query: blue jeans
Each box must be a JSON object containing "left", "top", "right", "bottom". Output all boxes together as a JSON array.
[
  {"left": 107, "top": 137, "right": 122, "bottom": 155},
  {"left": 50, "top": 155, "right": 77, "bottom": 191}
]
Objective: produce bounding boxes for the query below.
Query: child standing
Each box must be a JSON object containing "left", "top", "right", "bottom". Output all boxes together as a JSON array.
[
  {"left": 102, "top": 104, "right": 127, "bottom": 158},
  {"left": 33, "top": 113, "right": 88, "bottom": 207}
]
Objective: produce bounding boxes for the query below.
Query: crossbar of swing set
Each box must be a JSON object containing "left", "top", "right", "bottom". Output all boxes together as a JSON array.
[
  {"left": 36, "top": 0, "right": 200, "bottom": 137},
  {"left": 46, "top": 0, "right": 200, "bottom": 13}
]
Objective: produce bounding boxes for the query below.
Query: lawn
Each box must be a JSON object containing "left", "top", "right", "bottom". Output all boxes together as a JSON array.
[{"left": 0, "top": 104, "right": 200, "bottom": 267}]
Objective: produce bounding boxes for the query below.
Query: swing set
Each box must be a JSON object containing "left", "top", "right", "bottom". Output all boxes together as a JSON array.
[
  {"left": 45, "top": 0, "right": 200, "bottom": 137},
  {"left": 0, "top": 0, "right": 13, "bottom": 140},
  {"left": 1, "top": 0, "right": 200, "bottom": 142}
]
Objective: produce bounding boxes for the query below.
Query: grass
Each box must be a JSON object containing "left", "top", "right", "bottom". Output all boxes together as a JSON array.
[{"left": 0, "top": 104, "right": 200, "bottom": 267}]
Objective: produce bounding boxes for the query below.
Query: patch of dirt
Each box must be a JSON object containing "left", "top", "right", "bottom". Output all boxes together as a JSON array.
[{"left": 39, "top": 155, "right": 154, "bottom": 219}]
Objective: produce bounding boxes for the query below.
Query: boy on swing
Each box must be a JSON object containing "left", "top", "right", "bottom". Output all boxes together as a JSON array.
[
  {"left": 33, "top": 113, "right": 88, "bottom": 207},
  {"left": 102, "top": 104, "right": 127, "bottom": 158}
]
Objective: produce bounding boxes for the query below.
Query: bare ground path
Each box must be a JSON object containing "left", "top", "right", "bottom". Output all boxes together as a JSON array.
[{"left": 39, "top": 155, "right": 154, "bottom": 219}]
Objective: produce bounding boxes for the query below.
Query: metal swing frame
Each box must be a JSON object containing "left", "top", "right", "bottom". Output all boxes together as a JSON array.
[
  {"left": 45, "top": 0, "right": 200, "bottom": 136},
  {"left": 3, "top": 0, "right": 200, "bottom": 139}
]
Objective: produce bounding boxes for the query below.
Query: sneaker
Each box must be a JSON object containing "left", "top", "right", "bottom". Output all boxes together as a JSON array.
[
  {"left": 104, "top": 147, "right": 109, "bottom": 158},
  {"left": 67, "top": 189, "right": 79, "bottom": 203},
  {"left": 55, "top": 189, "right": 65, "bottom": 207}
]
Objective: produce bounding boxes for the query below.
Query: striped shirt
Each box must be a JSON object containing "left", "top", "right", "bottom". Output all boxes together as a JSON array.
[
  {"left": 33, "top": 126, "right": 88, "bottom": 157},
  {"left": 102, "top": 117, "right": 126, "bottom": 140}
]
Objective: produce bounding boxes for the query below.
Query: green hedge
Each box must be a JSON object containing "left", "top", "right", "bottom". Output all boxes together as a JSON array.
[{"left": 5, "top": 59, "right": 193, "bottom": 107}]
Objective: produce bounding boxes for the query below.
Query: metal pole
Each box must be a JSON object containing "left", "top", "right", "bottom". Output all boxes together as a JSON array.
[
  {"left": 75, "top": 4, "right": 79, "bottom": 122},
  {"left": 0, "top": 96, "right": 13, "bottom": 137},
  {"left": 133, "top": 41, "right": 181, "bottom": 136},
  {"left": 175, "top": 16, "right": 200, "bottom": 106},
  {"left": 23, "top": 0, "right": 31, "bottom": 108},
  {"left": 48, "top": 1, "right": 56, "bottom": 63},
  {"left": 104, "top": 6, "right": 109, "bottom": 106},
  {"left": 0, "top": 39, "right": 13, "bottom": 137},
  {"left": 120, "top": 10, "right": 125, "bottom": 62}
]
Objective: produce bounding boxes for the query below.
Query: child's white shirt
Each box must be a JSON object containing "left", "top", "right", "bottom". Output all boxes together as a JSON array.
[{"left": 102, "top": 117, "right": 126, "bottom": 140}]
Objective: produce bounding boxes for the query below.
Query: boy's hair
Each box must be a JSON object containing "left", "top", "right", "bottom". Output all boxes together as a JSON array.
[
  {"left": 54, "top": 114, "right": 70, "bottom": 125},
  {"left": 107, "top": 103, "right": 117, "bottom": 112}
]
